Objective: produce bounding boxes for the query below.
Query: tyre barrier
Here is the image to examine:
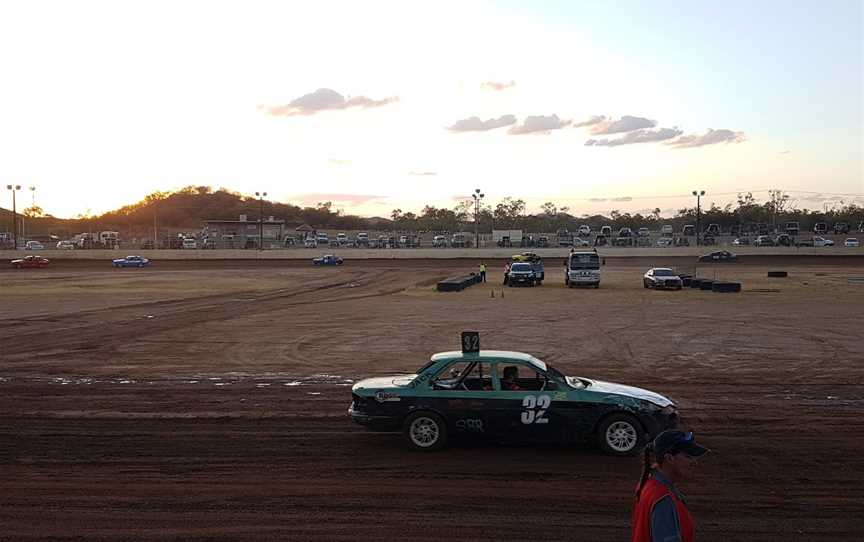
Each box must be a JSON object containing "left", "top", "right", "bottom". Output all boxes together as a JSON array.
[
  {"left": 767, "top": 271, "right": 788, "bottom": 278},
  {"left": 689, "top": 278, "right": 703, "bottom": 289},
  {"left": 699, "top": 280, "right": 715, "bottom": 290},
  {"left": 712, "top": 281, "right": 742, "bottom": 293},
  {"left": 437, "top": 272, "right": 482, "bottom": 292},
  {"left": 678, "top": 274, "right": 693, "bottom": 287}
]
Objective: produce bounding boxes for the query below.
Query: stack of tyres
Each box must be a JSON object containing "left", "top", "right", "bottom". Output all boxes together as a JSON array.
[
  {"left": 712, "top": 282, "right": 742, "bottom": 293},
  {"left": 699, "top": 280, "right": 715, "bottom": 291},
  {"left": 437, "top": 274, "right": 484, "bottom": 292},
  {"left": 678, "top": 274, "right": 693, "bottom": 287},
  {"left": 689, "top": 278, "right": 703, "bottom": 289},
  {"left": 767, "top": 271, "right": 788, "bottom": 278}
]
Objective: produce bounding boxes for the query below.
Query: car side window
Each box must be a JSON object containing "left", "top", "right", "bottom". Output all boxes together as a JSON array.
[
  {"left": 498, "top": 364, "right": 557, "bottom": 392},
  {"left": 432, "top": 361, "right": 493, "bottom": 391}
]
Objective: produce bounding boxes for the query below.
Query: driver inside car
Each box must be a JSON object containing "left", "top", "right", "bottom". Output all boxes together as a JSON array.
[{"left": 501, "top": 366, "right": 523, "bottom": 391}]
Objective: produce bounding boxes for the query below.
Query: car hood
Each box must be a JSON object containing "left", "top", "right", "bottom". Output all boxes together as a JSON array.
[
  {"left": 581, "top": 378, "right": 673, "bottom": 407},
  {"left": 352, "top": 374, "right": 417, "bottom": 392}
]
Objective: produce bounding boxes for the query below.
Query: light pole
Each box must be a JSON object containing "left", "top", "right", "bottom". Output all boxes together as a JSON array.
[
  {"left": 472, "top": 188, "right": 484, "bottom": 249},
  {"left": 255, "top": 191, "right": 267, "bottom": 251},
  {"left": 6, "top": 185, "right": 21, "bottom": 248},
  {"left": 692, "top": 190, "right": 705, "bottom": 246}
]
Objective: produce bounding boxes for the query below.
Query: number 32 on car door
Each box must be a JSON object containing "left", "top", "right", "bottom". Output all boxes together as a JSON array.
[{"left": 521, "top": 395, "right": 551, "bottom": 424}]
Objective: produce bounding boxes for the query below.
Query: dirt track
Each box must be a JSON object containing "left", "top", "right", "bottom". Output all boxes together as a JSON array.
[{"left": 2, "top": 258, "right": 863, "bottom": 540}]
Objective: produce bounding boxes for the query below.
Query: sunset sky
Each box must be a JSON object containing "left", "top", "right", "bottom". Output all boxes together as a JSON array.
[{"left": 1, "top": 0, "right": 862, "bottom": 219}]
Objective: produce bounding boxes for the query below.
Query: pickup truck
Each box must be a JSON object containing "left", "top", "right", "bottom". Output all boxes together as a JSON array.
[
  {"left": 796, "top": 236, "right": 834, "bottom": 247},
  {"left": 506, "top": 262, "right": 540, "bottom": 287},
  {"left": 510, "top": 252, "right": 545, "bottom": 284}
]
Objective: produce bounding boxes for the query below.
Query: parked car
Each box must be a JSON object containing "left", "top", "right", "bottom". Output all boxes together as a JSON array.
[
  {"left": 578, "top": 225, "right": 591, "bottom": 237},
  {"left": 656, "top": 237, "right": 673, "bottom": 247},
  {"left": 813, "top": 236, "right": 834, "bottom": 247},
  {"left": 833, "top": 223, "right": 849, "bottom": 235},
  {"left": 349, "top": 341, "right": 679, "bottom": 455},
  {"left": 304, "top": 238, "right": 317, "bottom": 248},
  {"left": 682, "top": 225, "right": 696, "bottom": 236},
  {"left": 643, "top": 268, "right": 683, "bottom": 290},
  {"left": 593, "top": 234, "right": 608, "bottom": 247},
  {"left": 313, "top": 254, "right": 343, "bottom": 266},
  {"left": 181, "top": 238, "right": 197, "bottom": 249},
  {"left": 637, "top": 227, "right": 650, "bottom": 238},
  {"left": 113, "top": 255, "right": 150, "bottom": 268},
  {"left": 701, "top": 235, "right": 716, "bottom": 246},
  {"left": 732, "top": 237, "right": 751, "bottom": 246},
  {"left": 813, "top": 223, "right": 828, "bottom": 235},
  {"left": 536, "top": 236, "right": 550, "bottom": 248},
  {"left": 705, "top": 224, "right": 721, "bottom": 236},
  {"left": 56, "top": 240, "right": 75, "bottom": 250},
  {"left": 785, "top": 222, "right": 800, "bottom": 236},
  {"left": 775, "top": 233, "right": 793, "bottom": 247},
  {"left": 599, "top": 226, "right": 613, "bottom": 237},
  {"left": 844, "top": 238, "right": 860, "bottom": 247},
  {"left": 572, "top": 237, "right": 590, "bottom": 247},
  {"left": 24, "top": 240, "right": 44, "bottom": 250},
  {"left": 698, "top": 250, "right": 738, "bottom": 263},
  {"left": 432, "top": 235, "right": 448, "bottom": 248},
  {"left": 754, "top": 235, "right": 775, "bottom": 247},
  {"left": 11, "top": 255, "right": 50, "bottom": 268},
  {"left": 661, "top": 224, "right": 674, "bottom": 236}
]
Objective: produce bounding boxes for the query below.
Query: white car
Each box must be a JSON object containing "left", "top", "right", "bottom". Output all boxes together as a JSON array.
[
  {"left": 656, "top": 237, "right": 673, "bottom": 247},
  {"left": 572, "top": 237, "right": 591, "bottom": 247},
  {"left": 845, "top": 238, "right": 860, "bottom": 247},
  {"left": 637, "top": 227, "right": 650, "bottom": 237},
  {"left": 182, "top": 238, "right": 197, "bottom": 249},
  {"left": 56, "top": 240, "right": 75, "bottom": 250},
  {"left": 661, "top": 224, "right": 674, "bottom": 235},
  {"left": 813, "top": 236, "right": 834, "bottom": 247},
  {"left": 24, "top": 240, "right": 44, "bottom": 250},
  {"left": 578, "top": 225, "right": 591, "bottom": 237}
]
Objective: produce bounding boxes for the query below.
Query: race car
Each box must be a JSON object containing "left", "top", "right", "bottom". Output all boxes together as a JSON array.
[
  {"left": 113, "top": 255, "right": 150, "bottom": 268},
  {"left": 11, "top": 255, "right": 50, "bottom": 269},
  {"left": 313, "top": 254, "right": 343, "bottom": 266},
  {"left": 349, "top": 335, "right": 678, "bottom": 456},
  {"left": 698, "top": 250, "right": 738, "bottom": 262}
]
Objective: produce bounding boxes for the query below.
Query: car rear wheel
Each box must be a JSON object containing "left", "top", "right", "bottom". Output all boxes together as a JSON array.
[
  {"left": 404, "top": 411, "right": 447, "bottom": 451},
  {"left": 597, "top": 413, "right": 644, "bottom": 456}
]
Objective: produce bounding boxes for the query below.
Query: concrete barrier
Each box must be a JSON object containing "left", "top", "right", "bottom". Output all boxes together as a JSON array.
[{"left": 5, "top": 246, "right": 864, "bottom": 260}]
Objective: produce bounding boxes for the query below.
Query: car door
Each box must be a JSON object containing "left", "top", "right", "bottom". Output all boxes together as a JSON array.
[
  {"left": 422, "top": 360, "right": 497, "bottom": 440},
  {"left": 487, "top": 361, "right": 564, "bottom": 443}
]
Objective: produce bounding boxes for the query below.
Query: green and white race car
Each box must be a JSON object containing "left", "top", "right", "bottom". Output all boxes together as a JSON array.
[{"left": 349, "top": 340, "right": 679, "bottom": 456}]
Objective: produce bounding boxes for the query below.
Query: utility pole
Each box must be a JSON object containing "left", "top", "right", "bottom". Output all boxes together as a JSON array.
[
  {"left": 255, "top": 191, "right": 267, "bottom": 251},
  {"left": 472, "top": 188, "right": 484, "bottom": 249},
  {"left": 692, "top": 190, "right": 705, "bottom": 246}
]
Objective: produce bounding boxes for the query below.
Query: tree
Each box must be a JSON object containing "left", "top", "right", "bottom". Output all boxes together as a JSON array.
[{"left": 22, "top": 205, "right": 45, "bottom": 218}]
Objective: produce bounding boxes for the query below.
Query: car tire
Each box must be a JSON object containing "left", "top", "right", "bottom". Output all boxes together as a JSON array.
[
  {"left": 597, "top": 413, "right": 645, "bottom": 457},
  {"left": 403, "top": 411, "right": 447, "bottom": 451},
  {"left": 643, "top": 280, "right": 649, "bottom": 289}
]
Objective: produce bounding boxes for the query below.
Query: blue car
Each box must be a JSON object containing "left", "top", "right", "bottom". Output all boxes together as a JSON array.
[
  {"left": 113, "top": 255, "right": 150, "bottom": 268},
  {"left": 313, "top": 255, "right": 343, "bottom": 266}
]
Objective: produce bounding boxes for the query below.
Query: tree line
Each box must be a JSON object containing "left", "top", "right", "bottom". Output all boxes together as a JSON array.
[{"left": 6, "top": 186, "right": 862, "bottom": 239}]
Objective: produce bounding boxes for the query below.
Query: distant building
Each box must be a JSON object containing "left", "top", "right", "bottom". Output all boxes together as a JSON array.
[{"left": 202, "top": 216, "right": 285, "bottom": 249}]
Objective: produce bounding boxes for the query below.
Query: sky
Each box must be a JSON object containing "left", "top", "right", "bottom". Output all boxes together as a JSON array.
[{"left": 0, "top": 0, "right": 862, "bottom": 219}]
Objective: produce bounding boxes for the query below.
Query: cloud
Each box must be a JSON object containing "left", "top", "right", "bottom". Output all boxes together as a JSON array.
[
  {"left": 481, "top": 80, "right": 516, "bottom": 91},
  {"left": 585, "top": 127, "right": 683, "bottom": 147},
  {"left": 779, "top": 150, "right": 791, "bottom": 154},
  {"left": 611, "top": 196, "right": 633, "bottom": 202},
  {"left": 328, "top": 159, "right": 351, "bottom": 166},
  {"left": 293, "top": 193, "right": 387, "bottom": 205},
  {"left": 589, "top": 115, "right": 656, "bottom": 135},
  {"left": 667, "top": 129, "right": 746, "bottom": 148},
  {"left": 588, "top": 198, "right": 607, "bottom": 202},
  {"left": 573, "top": 115, "right": 607, "bottom": 128},
  {"left": 508, "top": 115, "right": 571, "bottom": 135},
  {"left": 263, "top": 88, "right": 399, "bottom": 117},
  {"left": 408, "top": 171, "right": 437, "bottom": 176},
  {"left": 447, "top": 114, "right": 516, "bottom": 132}
]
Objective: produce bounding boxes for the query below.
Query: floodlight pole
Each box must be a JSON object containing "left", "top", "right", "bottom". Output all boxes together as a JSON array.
[
  {"left": 692, "top": 190, "right": 705, "bottom": 246},
  {"left": 472, "top": 188, "right": 484, "bottom": 249},
  {"left": 256, "top": 191, "right": 267, "bottom": 251},
  {"left": 6, "top": 184, "right": 21, "bottom": 248}
]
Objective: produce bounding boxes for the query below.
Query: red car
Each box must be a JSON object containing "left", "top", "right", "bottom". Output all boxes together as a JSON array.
[{"left": 11, "top": 255, "right": 50, "bottom": 269}]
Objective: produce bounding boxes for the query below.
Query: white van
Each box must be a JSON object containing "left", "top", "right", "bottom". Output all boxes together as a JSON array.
[
  {"left": 565, "top": 250, "right": 602, "bottom": 288},
  {"left": 182, "top": 238, "right": 197, "bottom": 249}
]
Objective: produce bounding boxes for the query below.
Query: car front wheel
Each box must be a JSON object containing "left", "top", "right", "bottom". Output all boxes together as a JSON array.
[
  {"left": 597, "top": 413, "right": 644, "bottom": 456},
  {"left": 403, "top": 411, "right": 447, "bottom": 451}
]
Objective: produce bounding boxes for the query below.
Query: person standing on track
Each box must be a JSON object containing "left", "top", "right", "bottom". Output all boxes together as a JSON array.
[
  {"left": 632, "top": 430, "right": 709, "bottom": 542},
  {"left": 479, "top": 262, "right": 487, "bottom": 282}
]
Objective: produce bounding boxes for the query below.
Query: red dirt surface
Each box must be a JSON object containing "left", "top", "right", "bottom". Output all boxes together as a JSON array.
[{"left": 2, "top": 258, "right": 863, "bottom": 540}]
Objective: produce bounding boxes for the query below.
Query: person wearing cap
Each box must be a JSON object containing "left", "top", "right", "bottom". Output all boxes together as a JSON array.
[{"left": 631, "top": 430, "right": 709, "bottom": 542}]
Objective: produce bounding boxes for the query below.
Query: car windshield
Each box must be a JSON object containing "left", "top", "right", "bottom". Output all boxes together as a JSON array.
[
  {"left": 511, "top": 263, "right": 531, "bottom": 272},
  {"left": 653, "top": 269, "right": 676, "bottom": 276},
  {"left": 569, "top": 254, "right": 599, "bottom": 269}
]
